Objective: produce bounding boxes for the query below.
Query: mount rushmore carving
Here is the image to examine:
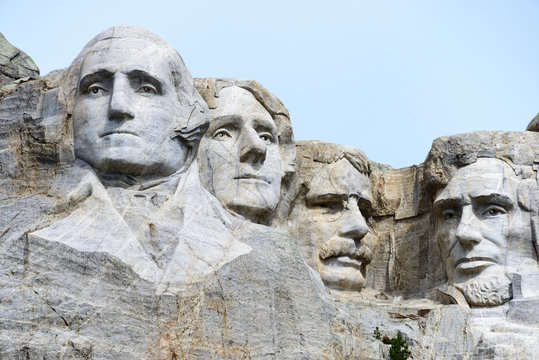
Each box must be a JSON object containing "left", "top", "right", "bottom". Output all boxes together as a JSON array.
[{"left": 0, "top": 26, "right": 537, "bottom": 359}]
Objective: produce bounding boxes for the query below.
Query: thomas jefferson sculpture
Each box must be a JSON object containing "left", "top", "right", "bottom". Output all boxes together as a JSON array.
[{"left": 195, "top": 78, "right": 295, "bottom": 224}]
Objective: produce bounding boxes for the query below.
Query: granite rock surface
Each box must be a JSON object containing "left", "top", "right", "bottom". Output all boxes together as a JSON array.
[
  {"left": 0, "top": 33, "right": 39, "bottom": 87},
  {"left": 1, "top": 26, "right": 537, "bottom": 359}
]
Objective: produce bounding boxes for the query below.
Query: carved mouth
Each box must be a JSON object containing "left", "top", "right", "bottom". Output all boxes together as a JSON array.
[
  {"left": 455, "top": 257, "right": 497, "bottom": 272},
  {"left": 455, "top": 257, "right": 496, "bottom": 266},
  {"left": 100, "top": 131, "right": 140, "bottom": 138},
  {"left": 234, "top": 174, "right": 271, "bottom": 184},
  {"left": 322, "top": 256, "right": 363, "bottom": 270},
  {"left": 319, "top": 258, "right": 366, "bottom": 291}
]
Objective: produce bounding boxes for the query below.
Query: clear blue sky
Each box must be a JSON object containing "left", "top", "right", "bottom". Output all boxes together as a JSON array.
[{"left": 1, "top": 0, "right": 538, "bottom": 168}]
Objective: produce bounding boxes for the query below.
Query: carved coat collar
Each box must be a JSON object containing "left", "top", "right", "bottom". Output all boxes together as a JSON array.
[{"left": 30, "top": 160, "right": 251, "bottom": 293}]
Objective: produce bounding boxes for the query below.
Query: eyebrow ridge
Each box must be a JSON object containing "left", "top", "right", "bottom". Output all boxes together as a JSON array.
[
  {"left": 126, "top": 70, "right": 163, "bottom": 93},
  {"left": 432, "top": 197, "right": 464, "bottom": 211},
  {"left": 79, "top": 69, "right": 114, "bottom": 92},
  {"left": 252, "top": 118, "right": 278, "bottom": 134},
  {"left": 305, "top": 190, "right": 345, "bottom": 201},
  {"left": 208, "top": 115, "right": 241, "bottom": 130},
  {"left": 472, "top": 193, "right": 514, "bottom": 208}
]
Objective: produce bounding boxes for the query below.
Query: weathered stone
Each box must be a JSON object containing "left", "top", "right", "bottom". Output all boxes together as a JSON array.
[
  {"left": 0, "top": 219, "right": 348, "bottom": 359},
  {"left": 1, "top": 26, "right": 537, "bottom": 359},
  {"left": 0, "top": 26, "right": 365, "bottom": 359},
  {"left": 526, "top": 112, "right": 539, "bottom": 132},
  {"left": 0, "top": 33, "right": 39, "bottom": 87}
]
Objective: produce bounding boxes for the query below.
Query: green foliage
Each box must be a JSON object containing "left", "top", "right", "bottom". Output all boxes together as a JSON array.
[
  {"left": 373, "top": 326, "right": 382, "bottom": 340},
  {"left": 387, "top": 332, "right": 411, "bottom": 360},
  {"left": 372, "top": 328, "right": 411, "bottom": 360}
]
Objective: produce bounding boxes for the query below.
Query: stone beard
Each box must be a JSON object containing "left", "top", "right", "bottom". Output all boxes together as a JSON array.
[
  {"left": 288, "top": 143, "right": 373, "bottom": 292},
  {"left": 433, "top": 157, "right": 535, "bottom": 306},
  {"left": 455, "top": 273, "right": 512, "bottom": 306}
]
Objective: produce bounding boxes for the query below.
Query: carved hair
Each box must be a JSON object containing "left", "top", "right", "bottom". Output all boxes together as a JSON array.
[
  {"left": 60, "top": 25, "right": 209, "bottom": 150},
  {"left": 295, "top": 140, "right": 370, "bottom": 185},
  {"left": 423, "top": 131, "right": 539, "bottom": 192}
]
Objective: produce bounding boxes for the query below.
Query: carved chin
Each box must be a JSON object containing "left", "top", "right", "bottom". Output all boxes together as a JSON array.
[
  {"left": 319, "top": 266, "right": 366, "bottom": 291},
  {"left": 227, "top": 200, "right": 274, "bottom": 219},
  {"left": 225, "top": 190, "right": 279, "bottom": 219},
  {"left": 455, "top": 275, "right": 512, "bottom": 306}
]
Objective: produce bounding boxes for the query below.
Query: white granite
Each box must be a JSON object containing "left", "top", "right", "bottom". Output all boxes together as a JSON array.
[{"left": 0, "top": 26, "right": 537, "bottom": 359}]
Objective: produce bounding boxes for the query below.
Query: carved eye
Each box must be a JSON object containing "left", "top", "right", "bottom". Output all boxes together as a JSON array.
[
  {"left": 137, "top": 85, "right": 157, "bottom": 94},
  {"left": 316, "top": 201, "right": 344, "bottom": 212},
  {"left": 483, "top": 206, "right": 507, "bottom": 218},
  {"left": 441, "top": 209, "right": 459, "bottom": 221},
  {"left": 213, "top": 129, "right": 231, "bottom": 140},
  {"left": 87, "top": 85, "right": 105, "bottom": 95},
  {"left": 259, "top": 133, "right": 274, "bottom": 144},
  {"left": 312, "top": 200, "right": 345, "bottom": 222}
]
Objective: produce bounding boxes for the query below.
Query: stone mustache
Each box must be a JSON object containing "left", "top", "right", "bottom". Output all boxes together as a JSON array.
[{"left": 0, "top": 25, "right": 538, "bottom": 359}]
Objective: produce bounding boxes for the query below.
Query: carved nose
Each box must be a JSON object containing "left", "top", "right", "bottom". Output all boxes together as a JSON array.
[
  {"left": 455, "top": 208, "right": 482, "bottom": 246},
  {"left": 109, "top": 79, "right": 134, "bottom": 121},
  {"left": 239, "top": 128, "right": 266, "bottom": 164},
  {"left": 338, "top": 200, "right": 369, "bottom": 240},
  {"left": 456, "top": 222, "right": 482, "bottom": 246}
]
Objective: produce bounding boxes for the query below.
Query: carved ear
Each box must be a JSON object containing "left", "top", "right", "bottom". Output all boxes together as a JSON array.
[{"left": 517, "top": 178, "right": 538, "bottom": 211}]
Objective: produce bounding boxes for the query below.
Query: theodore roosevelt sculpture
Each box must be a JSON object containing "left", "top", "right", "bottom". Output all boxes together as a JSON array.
[
  {"left": 287, "top": 141, "right": 373, "bottom": 292},
  {"left": 28, "top": 26, "right": 250, "bottom": 285},
  {"left": 195, "top": 78, "right": 295, "bottom": 224}
]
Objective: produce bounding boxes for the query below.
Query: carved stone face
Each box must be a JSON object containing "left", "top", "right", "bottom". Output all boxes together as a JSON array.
[
  {"left": 198, "top": 86, "right": 282, "bottom": 221},
  {"left": 288, "top": 158, "right": 373, "bottom": 291},
  {"left": 433, "top": 158, "right": 524, "bottom": 287},
  {"left": 73, "top": 38, "right": 186, "bottom": 177}
]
